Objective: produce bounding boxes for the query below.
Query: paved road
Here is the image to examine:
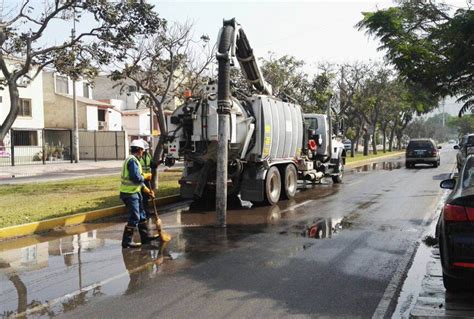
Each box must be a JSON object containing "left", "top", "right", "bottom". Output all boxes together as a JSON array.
[{"left": 0, "top": 149, "right": 455, "bottom": 318}]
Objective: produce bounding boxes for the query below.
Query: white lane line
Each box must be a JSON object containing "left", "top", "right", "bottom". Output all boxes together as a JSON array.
[{"left": 280, "top": 199, "right": 314, "bottom": 214}]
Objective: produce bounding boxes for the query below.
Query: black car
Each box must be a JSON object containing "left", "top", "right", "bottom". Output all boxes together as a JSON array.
[
  {"left": 438, "top": 155, "right": 474, "bottom": 291},
  {"left": 405, "top": 138, "right": 441, "bottom": 168},
  {"left": 454, "top": 133, "right": 474, "bottom": 172}
]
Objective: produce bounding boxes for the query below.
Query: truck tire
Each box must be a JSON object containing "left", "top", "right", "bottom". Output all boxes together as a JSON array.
[
  {"left": 332, "top": 157, "right": 344, "bottom": 184},
  {"left": 281, "top": 164, "right": 297, "bottom": 200},
  {"left": 264, "top": 166, "right": 281, "bottom": 205}
]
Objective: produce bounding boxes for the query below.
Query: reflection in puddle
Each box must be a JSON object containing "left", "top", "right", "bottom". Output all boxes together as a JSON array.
[
  {"left": 0, "top": 182, "right": 343, "bottom": 317},
  {"left": 353, "top": 161, "right": 402, "bottom": 173}
]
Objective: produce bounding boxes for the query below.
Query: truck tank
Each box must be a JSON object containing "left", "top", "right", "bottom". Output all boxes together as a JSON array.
[{"left": 167, "top": 84, "right": 304, "bottom": 164}]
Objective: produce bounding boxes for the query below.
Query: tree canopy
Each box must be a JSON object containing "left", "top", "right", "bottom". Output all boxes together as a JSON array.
[
  {"left": 357, "top": 0, "right": 473, "bottom": 116},
  {"left": 0, "top": 0, "right": 162, "bottom": 142}
]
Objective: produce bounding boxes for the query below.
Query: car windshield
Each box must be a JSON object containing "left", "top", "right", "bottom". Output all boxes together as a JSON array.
[
  {"left": 461, "top": 157, "right": 474, "bottom": 191},
  {"left": 468, "top": 136, "right": 474, "bottom": 144},
  {"left": 407, "top": 141, "right": 433, "bottom": 150}
]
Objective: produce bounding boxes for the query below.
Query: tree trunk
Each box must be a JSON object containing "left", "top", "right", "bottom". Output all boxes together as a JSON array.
[
  {"left": 151, "top": 100, "right": 168, "bottom": 190},
  {"left": 382, "top": 127, "right": 387, "bottom": 153},
  {"left": 372, "top": 130, "right": 377, "bottom": 155},
  {"left": 363, "top": 130, "right": 369, "bottom": 156},
  {"left": 0, "top": 82, "right": 20, "bottom": 144},
  {"left": 389, "top": 121, "right": 397, "bottom": 152}
]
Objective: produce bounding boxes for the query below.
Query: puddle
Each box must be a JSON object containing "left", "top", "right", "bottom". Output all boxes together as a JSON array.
[
  {"left": 0, "top": 183, "right": 343, "bottom": 317},
  {"left": 278, "top": 217, "right": 346, "bottom": 239},
  {"left": 353, "top": 161, "right": 402, "bottom": 173}
]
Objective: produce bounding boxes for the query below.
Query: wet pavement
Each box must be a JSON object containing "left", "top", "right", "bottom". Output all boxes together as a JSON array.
[{"left": 0, "top": 149, "right": 458, "bottom": 318}]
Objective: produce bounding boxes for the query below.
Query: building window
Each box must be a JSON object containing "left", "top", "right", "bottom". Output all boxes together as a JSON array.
[
  {"left": 128, "top": 85, "right": 137, "bottom": 93},
  {"left": 98, "top": 109, "right": 106, "bottom": 122},
  {"left": 0, "top": 96, "right": 3, "bottom": 103},
  {"left": 13, "top": 130, "right": 38, "bottom": 146},
  {"left": 83, "top": 82, "right": 90, "bottom": 98},
  {"left": 18, "top": 98, "right": 32, "bottom": 117},
  {"left": 56, "top": 75, "right": 69, "bottom": 94}
]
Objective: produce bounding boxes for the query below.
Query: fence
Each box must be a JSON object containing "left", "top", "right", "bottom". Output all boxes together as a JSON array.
[
  {"left": 79, "top": 131, "right": 126, "bottom": 161},
  {"left": 0, "top": 129, "right": 126, "bottom": 166}
]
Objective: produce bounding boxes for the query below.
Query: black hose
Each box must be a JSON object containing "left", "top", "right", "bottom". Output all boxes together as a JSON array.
[{"left": 217, "top": 25, "right": 234, "bottom": 113}]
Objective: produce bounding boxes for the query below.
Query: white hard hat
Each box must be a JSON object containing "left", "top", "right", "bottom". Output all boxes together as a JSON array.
[{"left": 130, "top": 139, "right": 146, "bottom": 149}]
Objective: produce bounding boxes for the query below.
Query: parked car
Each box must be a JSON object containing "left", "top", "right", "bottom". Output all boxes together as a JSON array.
[
  {"left": 405, "top": 138, "right": 441, "bottom": 168},
  {"left": 342, "top": 139, "right": 352, "bottom": 151},
  {"left": 454, "top": 133, "right": 474, "bottom": 172},
  {"left": 438, "top": 155, "right": 474, "bottom": 291}
]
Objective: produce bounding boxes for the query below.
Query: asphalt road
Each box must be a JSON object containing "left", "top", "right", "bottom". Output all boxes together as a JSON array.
[{"left": 0, "top": 148, "right": 456, "bottom": 318}]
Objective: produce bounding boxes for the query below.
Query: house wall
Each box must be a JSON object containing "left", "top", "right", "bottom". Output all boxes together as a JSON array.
[
  {"left": 86, "top": 106, "right": 98, "bottom": 131},
  {"left": 107, "top": 109, "right": 122, "bottom": 131},
  {"left": 0, "top": 60, "right": 45, "bottom": 132}
]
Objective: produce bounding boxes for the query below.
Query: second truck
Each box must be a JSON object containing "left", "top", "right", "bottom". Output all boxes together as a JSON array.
[{"left": 164, "top": 19, "right": 346, "bottom": 205}]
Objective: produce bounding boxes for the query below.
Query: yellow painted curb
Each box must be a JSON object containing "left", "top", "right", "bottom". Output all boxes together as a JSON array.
[
  {"left": 345, "top": 151, "right": 404, "bottom": 168},
  {"left": 0, "top": 195, "right": 181, "bottom": 241}
]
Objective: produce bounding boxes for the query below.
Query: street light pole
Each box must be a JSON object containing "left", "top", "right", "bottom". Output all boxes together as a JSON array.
[{"left": 71, "top": 9, "right": 79, "bottom": 163}]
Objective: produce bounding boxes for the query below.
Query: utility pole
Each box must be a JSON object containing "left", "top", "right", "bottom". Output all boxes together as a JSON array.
[
  {"left": 215, "top": 26, "right": 232, "bottom": 228},
  {"left": 442, "top": 98, "right": 446, "bottom": 128},
  {"left": 71, "top": 9, "right": 79, "bottom": 163},
  {"left": 149, "top": 103, "right": 153, "bottom": 150}
]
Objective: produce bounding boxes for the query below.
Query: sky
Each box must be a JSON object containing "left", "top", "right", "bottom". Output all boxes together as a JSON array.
[{"left": 150, "top": 0, "right": 394, "bottom": 66}]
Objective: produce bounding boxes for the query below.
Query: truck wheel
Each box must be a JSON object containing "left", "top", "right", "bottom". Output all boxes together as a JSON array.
[
  {"left": 281, "top": 164, "right": 297, "bottom": 200},
  {"left": 332, "top": 157, "right": 344, "bottom": 184},
  {"left": 264, "top": 166, "right": 281, "bottom": 205}
]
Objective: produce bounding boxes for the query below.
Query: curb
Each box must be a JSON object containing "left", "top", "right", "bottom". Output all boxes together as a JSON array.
[
  {"left": 345, "top": 151, "right": 404, "bottom": 168},
  {"left": 0, "top": 195, "right": 181, "bottom": 241}
]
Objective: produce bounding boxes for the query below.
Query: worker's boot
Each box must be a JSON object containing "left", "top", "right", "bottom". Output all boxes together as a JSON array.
[
  {"left": 138, "top": 222, "right": 159, "bottom": 245},
  {"left": 121, "top": 225, "right": 141, "bottom": 249}
]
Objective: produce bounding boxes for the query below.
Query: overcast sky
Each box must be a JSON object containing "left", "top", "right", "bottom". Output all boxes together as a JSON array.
[{"left": 150, "top": 0, "right": 394, "bottom": 66}]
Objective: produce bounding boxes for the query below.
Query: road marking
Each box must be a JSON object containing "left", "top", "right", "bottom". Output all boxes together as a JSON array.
[{"left": 280, "top": 199, "right": 313, "bottom": 214}]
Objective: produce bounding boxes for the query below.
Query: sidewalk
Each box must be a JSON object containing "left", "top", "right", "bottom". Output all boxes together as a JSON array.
[{"left": 0, "top": 160, "right": 183, "bottom": 185}]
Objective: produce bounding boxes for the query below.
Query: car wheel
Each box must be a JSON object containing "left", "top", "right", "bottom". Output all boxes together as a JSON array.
[
  {"left": 443, "top": 273, "right": 467, "bottom": 292},
  {"left": 406, "top": 162, "right": 412, "bottom": 169},
  {"left": 433, "top": 161, "right": 438, "bottom": 168},
  {"left": 264, "top": 166, "right": 281, "bottom": 205},
  {"left": 281, "top": 164, "right": 297, "bottom": 199}
]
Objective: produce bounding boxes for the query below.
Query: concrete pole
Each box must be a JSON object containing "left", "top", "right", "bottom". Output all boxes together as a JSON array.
[
  {"left": 71, "top": 11, "right": 79, "bottom": 163},
  {"left": 72, "top": 79, "right": 79, "bottom": 163},
  {"left": 216, "top": 112, "right": 229, "bottom": 227}
]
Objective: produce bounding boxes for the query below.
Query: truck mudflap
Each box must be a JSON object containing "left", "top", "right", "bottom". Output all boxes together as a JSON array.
[{"left": 240, "top": 165, "right": 266, "bottom": 202}]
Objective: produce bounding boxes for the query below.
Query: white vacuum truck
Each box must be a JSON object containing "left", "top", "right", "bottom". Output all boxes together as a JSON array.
[{"left": 164, "top": 19, "right": 345, "bottom": 205}]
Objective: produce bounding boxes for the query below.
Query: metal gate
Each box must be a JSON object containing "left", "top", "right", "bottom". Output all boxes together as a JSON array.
[{"left": 79, "top": 131, "right": 126, "bottom": 160}]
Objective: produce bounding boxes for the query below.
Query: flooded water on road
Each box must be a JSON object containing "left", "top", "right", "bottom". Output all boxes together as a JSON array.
[{"left": 0, "top": 158, "right": 410, "bottom": 317}]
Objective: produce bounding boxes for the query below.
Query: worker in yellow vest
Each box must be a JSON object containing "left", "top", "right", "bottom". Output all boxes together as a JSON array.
[
  {"left": 140, "top": 141, "right": 153, "bottom": 215},
  {"left": 120, "top": 139, "right": 155, "bottom": 248},
  {"left": 139, "top": 141, "right": 160, "bottom": 240}
]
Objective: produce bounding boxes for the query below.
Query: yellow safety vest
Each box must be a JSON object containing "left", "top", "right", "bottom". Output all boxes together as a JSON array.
[
  {"left": 120, "top": 155, "right": 143, "bottom": 194},
  {"left": 140, "top": 152, "right": 152, "bottom": 174}
]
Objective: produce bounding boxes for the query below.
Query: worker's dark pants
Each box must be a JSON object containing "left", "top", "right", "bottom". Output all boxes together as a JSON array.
[
  {"left": 141, "top": 190, "right": 151, "bottom": 219},
  {"left": 120, "top": 192, "right": 147, "bottom": 227}
]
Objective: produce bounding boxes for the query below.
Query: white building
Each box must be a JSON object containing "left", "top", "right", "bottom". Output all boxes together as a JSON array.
[
  {"left": 42, "top": 71, "right": 122, "bottom": 132},
  {"left": 0, "top": 58, "right": 45, "bottom": 164},
  {"left": 93, "top": 75, "right": 175, "bottom": 143}
]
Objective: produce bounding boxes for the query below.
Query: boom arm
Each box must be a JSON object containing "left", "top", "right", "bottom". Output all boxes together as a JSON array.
[{"left": 216, "top": 18, "right": 272, "bottom": 96}]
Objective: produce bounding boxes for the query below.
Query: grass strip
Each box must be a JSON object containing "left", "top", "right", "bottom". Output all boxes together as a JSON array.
[
  {"left": 0, "top": 172, "right": 181, "bottom": 228},
  {"left": 345, "top": 150, "right": 403, "bottom": 164}
]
